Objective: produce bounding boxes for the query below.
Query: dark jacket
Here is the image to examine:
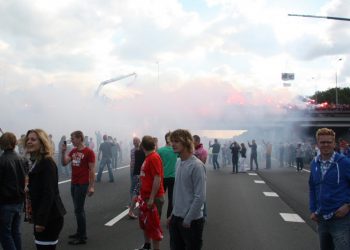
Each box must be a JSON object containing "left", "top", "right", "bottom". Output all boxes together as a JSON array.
[
  {"left": 0, "top": 150, "right": 27, "bottom": 204},
  {"left": 28, "top": 157, "right": 66, "bottom": 226},
  {"left": 133, "top": 149, "right": 145, "bottom": 176},
  {"left": 240, "top": 147, "right": 247, "bottom": 158},
  {"left": 211, "top": 143, "right": 221, "bottom": 154},
  {"left": 230, "top": 144, "right": 240, "bottom": 159}
]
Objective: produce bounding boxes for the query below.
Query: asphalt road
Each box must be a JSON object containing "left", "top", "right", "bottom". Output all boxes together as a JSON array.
[{"left": 20, "top": 160, "right": 319, "bottom": 250}]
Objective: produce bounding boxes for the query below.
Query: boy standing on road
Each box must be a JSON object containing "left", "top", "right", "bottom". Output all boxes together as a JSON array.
[
  {"left": 157, "top": 132, "right": 177, "bottom": 218},
  {"left": 309, "top": 128, "right": 350, "bottom": 249},
  {"left": 168, "top": 129, "right": 206, "bottom": 250},
  {"left": 137, "top": 136, "right": 165, "bottom": 250},
  {"left": 62, "top": 131, "right": 96, "bottom": 245}
]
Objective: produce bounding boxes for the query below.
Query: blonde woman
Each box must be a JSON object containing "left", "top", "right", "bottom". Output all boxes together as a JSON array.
[{"left": 25, "top": 129, "right": 66, "bottom": 250}]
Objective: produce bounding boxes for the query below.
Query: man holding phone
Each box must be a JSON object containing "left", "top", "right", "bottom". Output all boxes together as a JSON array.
[{"left": 61, "top": 130, "right": 96, "bottom": 245}]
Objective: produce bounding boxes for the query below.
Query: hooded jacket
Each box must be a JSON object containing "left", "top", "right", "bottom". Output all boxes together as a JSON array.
[{"left": 309, "top": 152, "right": 350, "bottom": 216}]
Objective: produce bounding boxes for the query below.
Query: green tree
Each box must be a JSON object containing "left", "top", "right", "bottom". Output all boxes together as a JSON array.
[{"left": 311, "top": 87, "right": 350, "bottom": 104}]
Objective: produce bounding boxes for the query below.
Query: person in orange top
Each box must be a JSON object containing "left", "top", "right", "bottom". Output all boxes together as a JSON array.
[{"left": 137, "top": 135, "right": 165, "bottom": 250}]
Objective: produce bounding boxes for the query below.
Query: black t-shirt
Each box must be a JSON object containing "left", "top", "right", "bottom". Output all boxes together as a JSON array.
[{"left": 133, "top": 149, "right": 145, "bottom": 176}]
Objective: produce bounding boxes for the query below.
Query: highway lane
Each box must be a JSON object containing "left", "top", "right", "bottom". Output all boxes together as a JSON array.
[
  {"left": 257, "top": 165, "right": 317, "bottom": 232},
  {"left": 21, "top": 163, "right": 319, "bottom": 250}
]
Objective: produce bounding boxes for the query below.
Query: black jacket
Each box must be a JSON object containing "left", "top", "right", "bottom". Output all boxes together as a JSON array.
[
  {"left": 28, "top": 157, "right": 66, "bottom": 226},
  {"left": 0, "top": 150, "right": 27, "bottom": 204}
]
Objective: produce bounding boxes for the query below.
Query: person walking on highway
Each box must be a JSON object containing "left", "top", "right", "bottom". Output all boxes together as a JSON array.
[
  {"left": 295, "top": 143, "right": 304, "bottom": 172},
  {"left": 168, "top": 129, "right": 206, "bottom": 250},
  {"left": 0, "top": 132, "right": 27, "bottom": 250},
  {"left": 25, "top": 129, "right": 66, "bottom": 250},
  {"left": 193, "top": 135, "right": 208, "bottom": 164},
  {"left": 193, "top": 134, "right": 208, "bottom": 221},
  {"left": 61, "top": 131, "right": 96, "bottom": 245},
  {"left": 309, "top": 128, "right": 350, "bottom": 250},
  {"left": 240, "top": 143, "right": 247, "bottom": 172},
  {"left": 262, "top": 140, "right": 272, "bottom": 169},
  {"left": 96, "top": 135, "right": 114, "bottom": 183},
  {"left": 128, "top": 137, "right": 145, "bottom": 219},
  {"left": 136, "top": 136, "right": 165, "bottom": 250},
  {"left": 230, "top": 141, "right": 240, "bottom": 174},
  {"left": 209, "top": 139, "right": 220, "bottom": 170},
  {"left": 157, "top": 132, "right": 177, "bottom": 218},
  {"left": 248, "top": 140, "right": 258, "bottom": 170}
]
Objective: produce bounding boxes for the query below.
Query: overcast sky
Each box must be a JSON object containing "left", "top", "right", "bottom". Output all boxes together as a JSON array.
[{"left": 1, "top": 0, "right": 349, "bottom": 140}]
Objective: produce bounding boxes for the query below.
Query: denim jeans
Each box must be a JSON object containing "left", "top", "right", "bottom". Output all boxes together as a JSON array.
[
  {"left": 250, "top": 154, "right": 258, "bottom": 170},
  {"left": 318, "top": 213, "right": 350, "bottom": 250},
  {"left": 0, "top": 203, "right": 23, "bottom": 250},
  {"left": 96, "top": 158, "right": 114, "bottom": 182},
  {"left": 130, "top": 175, "right": 139, "bottom": 200},
  {"left": 212, "top": 154, "right": 220, "bottom": 169},
  {"left": 71, "top": 184, "right": 88, "bottom": 239}
]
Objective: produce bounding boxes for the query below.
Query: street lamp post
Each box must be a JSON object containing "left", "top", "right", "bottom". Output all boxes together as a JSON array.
[{"left": 335, "top": 58, "right": 342, "bottom": 106}]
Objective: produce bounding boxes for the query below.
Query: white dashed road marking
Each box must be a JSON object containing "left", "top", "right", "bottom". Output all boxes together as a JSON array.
[
  {"left": 280, "top": 213, "right": 305, "bottom": 223},
  {"left": 263, "top": 192, "right": 279, "bottom": 197},
  {"left": 254, "top": 180, "right": 265, "bottom": 184},
  {"left": 248, "top": 173, "right": 258, "bottom": 176}
]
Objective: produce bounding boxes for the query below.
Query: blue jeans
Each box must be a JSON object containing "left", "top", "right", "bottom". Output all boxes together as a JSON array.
[
  {"left": 212, "top": 154, "right": 220, "bottom": 169},
  {"left": 318, "top": 213, "right": 350, "bottom": 250},
  {"left": 71, "top": 184, "right": 88, "bottom": 239},
  {"left": 0, "top": 203, "right": 23, "bottom": 250},
  {"left": 96, "top": 158, "right": 114, "bottom": 182}
]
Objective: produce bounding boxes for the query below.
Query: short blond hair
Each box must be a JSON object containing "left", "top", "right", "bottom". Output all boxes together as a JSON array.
[{"left": 316, "top": 128, "right": 336, "bottom": 140}]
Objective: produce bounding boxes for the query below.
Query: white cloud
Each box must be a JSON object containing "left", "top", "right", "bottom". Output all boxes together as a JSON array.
[{"left": 0, "top": 0, "right": 349, "bottom": 139}]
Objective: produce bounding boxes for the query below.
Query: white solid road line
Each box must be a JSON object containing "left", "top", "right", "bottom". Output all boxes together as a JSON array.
[
  {"left": 58, "top": 164, "right": 130, "bottom": 185},
  {"left": 105, "top": 202, "right": 139, "bottom": 227},
  {"left": 279, "top": 213, "right": 305, "bottom": 223},
  {"left": 105, "top": 209, "right": 130, "bottom": 227}
]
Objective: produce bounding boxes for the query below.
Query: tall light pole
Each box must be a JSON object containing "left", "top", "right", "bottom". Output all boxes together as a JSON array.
[
  {"left": 335, "top": 58, "right": 342, "bottom": 106},
  {"left": 312, "top": 77, "right": 317, "bottom": 103},
  {"left": 156, "top": 61, "right": 159, "bottom": 84}
]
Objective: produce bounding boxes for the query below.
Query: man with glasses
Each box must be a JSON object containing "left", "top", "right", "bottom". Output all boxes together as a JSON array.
[{"left": 309, "top": 128, "right": 350, "bottom": 249}]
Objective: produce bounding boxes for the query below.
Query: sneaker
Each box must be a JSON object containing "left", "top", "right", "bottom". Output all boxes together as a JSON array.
[
  {"left": 128, "top": 211, "right": 137, "bottom": 219},
  {"left": 68, "top": 239, "right": 86, "bottom": 245}
]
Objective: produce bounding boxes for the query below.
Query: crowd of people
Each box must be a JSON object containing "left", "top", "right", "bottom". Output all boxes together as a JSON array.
[
  {"left": 1, "top": 126, "right": 350, "bottom": 249},
  {"left": 0, "top": 128, "right": 207, "bottom": 250}
]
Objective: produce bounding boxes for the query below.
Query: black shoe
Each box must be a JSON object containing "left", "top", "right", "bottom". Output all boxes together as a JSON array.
[
  {"left": 135, "top": 243, "right": 151, "bottom": 250},
  {"left": 68, "top": 239, "right": 86, "bottom": 245},
  {"left": 68, "top": 234, "right": 78, "bottom": 239},
  {"left": 68, "top": 234, "right": 87, "bottom": 240}
]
